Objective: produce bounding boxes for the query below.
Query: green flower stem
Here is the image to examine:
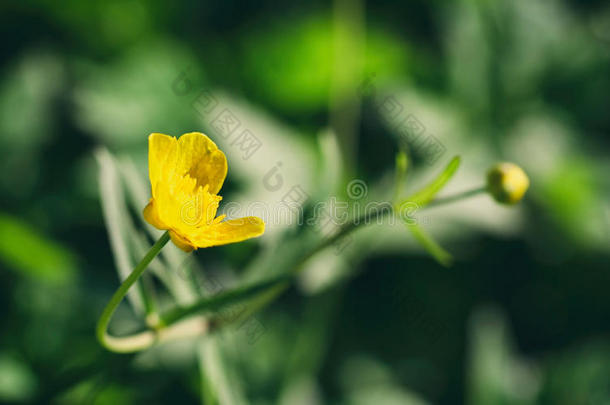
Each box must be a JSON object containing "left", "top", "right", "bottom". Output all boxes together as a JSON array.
[
  {"left": 99, "top": 183, "right": 486, "bottom": 353},
  {"left": 161, "top": 273, "right": 294, "bottom": 326},
  {"left": 392, "top": 150, "right": 409, "bottom": 203},
  {"left": 423, "top": 186, "right": 487, "bottom": 209},
  {"left": 96, "top": 231, "right": 171, "bottom": 352},
  {"left": 159, "top": 206, "right": 394, "bottom": 326},
  {"left": 158, "top": 186, "right": 488, "bottom": 328},
  {"left": 405, "top": 222, "right": 453, "bottom": 267}
]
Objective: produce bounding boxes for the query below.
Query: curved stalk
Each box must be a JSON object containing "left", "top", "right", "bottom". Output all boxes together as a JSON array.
[{"left": 96, "top": 232, "right": 170, "bottom": 352}]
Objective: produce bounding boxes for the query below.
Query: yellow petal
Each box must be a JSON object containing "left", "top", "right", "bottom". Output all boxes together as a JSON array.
[
  {"left": 143, "top": 199, "right": 167, "bottom": 230},
  {"left": 146, "top": 131, "right": 262, "bottom": 251},
  {"left": 148, "top": 132, "right": 227, "bottom": 197},
  {"left": 177, "top": 132, "right": 228, "bottom": 195},
  {"left": 147, "top": 132, "right": 227, "bottom": 233},
  {"left": 190, "top": 217, "right": 265, "bottom": 248},
  {"left": 148, "top": 133, "right": 179, "bottom": 199},
  {"left": 169, "top": 230, "right": 195, "bottom": 252},
  {"left": 172, "top": 184, "right": 222, "bottom": 231}
]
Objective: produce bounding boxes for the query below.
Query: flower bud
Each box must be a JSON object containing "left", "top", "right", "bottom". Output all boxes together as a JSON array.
[{"left": 486, "top": 162, "right": 529, "bottom": 204}]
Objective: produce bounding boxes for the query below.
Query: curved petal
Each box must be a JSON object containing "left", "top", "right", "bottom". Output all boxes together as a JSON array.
[
  {"left": 143, "top": 199, "right": 168, "bottom": 230},
  {"left": 148, "top": 133, "right": 179, "bottom": 199},
  {"left": 190, "top": 217, "right": 265, "bottom": 248},
  {"left": 169, "top": 230, "right": 195, "bottom": 252},
  {"left": 170, "top": 183, "right": 223, "bottom": 235},
  {"left": 177, "top": 132, "right": 228, "bottom": 194}
]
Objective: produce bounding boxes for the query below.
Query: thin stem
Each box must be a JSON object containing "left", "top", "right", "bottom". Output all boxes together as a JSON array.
[
  {"left": 96, "top": 231, "right": 170, "bottom": 352},
  {"left": 161, "top": 273, "right": 294, "bottom": 326},
  {"left": 160, "top": 207, "right": 392, "bottom": 326},
  {"left": 424, "top": 186, "right": 487, "bottom": 209},
  {"left": 103, "top": 183, "right": 486, "bottom": 352},
  {"left": 141, "top": 273, "right": 158, "bottom": 316},
  {"left": 207, "top": 282, "right": 287, "bottom": 333},
  {"left": 392, "top": 150, "right": 409, "bottom": 205},
  {"left": 158, "top": 185, "right": 487, "bottom": 327}
]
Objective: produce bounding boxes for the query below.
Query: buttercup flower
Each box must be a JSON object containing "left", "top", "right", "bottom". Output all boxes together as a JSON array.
[
  {"left": 143, "top": 132, "right": 265, "bottom": 252},
  {"left": 486, "top": 162, "right": 530, "bottom": 204}
]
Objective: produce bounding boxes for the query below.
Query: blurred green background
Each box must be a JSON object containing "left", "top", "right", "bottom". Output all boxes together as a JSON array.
[{"left": 1, "top": 0, "right": 609, "bottom": 404}]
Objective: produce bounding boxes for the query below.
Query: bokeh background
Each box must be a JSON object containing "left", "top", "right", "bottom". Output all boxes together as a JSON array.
[{"left": 1, "top": 0, "right": 610, "bottom": 404}]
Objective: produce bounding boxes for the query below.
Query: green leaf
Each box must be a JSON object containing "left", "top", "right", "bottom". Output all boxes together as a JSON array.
[
  {"left": 95, "top": 148, "right": 145, "bottom": 314},
  {"left": 0, "top": 353, "right": 38, "bottom": 402},
  {"left": 161, "top": 274, "right": 292, "bottom": 326},
  {"left": 466, "top": 308, "right": 541, "bottom": 405},
  {"left": 198, "top": 337, "right": 248, "bottom": 405},
  {"left": 316, "top": 129, "right": 343, "bottom": 197},
  {"left": 405, "top": 223, "right": 453, "bottom": 267},
  {"left": 400, "top": 156, "right": 461, "bottom": 208},
  {"left": 397, "top": 156, "right": 460, "bottom": 266},
  {"left": 0, "top": 213, "right": 76, "bottom": 284},
  {"left": 198, "top": 338, "right": 220, "bottom": 405},
  {"left": 392, "top": 150, "right": 409, "bottom": 203}
]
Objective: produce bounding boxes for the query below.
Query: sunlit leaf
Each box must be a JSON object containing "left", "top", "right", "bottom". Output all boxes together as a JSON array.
[{"left": 242, "top": 14, "right": 409, "bottom": 114}]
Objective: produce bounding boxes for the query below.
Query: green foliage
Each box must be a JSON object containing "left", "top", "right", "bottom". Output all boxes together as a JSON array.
[
  {"left": 0, "top": 0, "right": 609, "bottom": 403},
  {"left": 401, "top": 156, "right": 461, "bottom": 208},
  {"left": 0, "top": 213, "right": 76, "bottom": 284}
]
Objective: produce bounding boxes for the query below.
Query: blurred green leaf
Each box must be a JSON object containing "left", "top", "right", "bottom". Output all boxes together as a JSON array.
[
  {"left": 0, "top": 213, "right": 76, "bottom": 284},
  {"left": 0, "top": 353, "right": 38, "bottom": 402},
  {"left": 467, "top": 308, "right": 540, "bottom": 405},
  {"left": 446, "top": 0, "right": 491, "bottom": 115},
  {"left": 161, "top": 273, "right": 291, "bottom": 326},
  {"left": 405, "top": 223, "right": 452, "bottom": 267},
  {"left": 74, "top": 41, "right": 203, "bottom": 148},
  {"left": 242, "top": 14, "right": 408, "bottom": 114},
  {"left": 540, "top": 341, "right": 610, "bottom": 404},
  {"left": 393, "top": 150, "right": 409, "bottom": 203},
  {"left": 95, "top": 147, "right": 145, "bottom": 314},
  {"left": 0, "top": 51, "right": 63, "bottom": 149},
  {"left": 397, "top": 156, "right": 460, "bottom": 266},
  {"left": 0, "top": 52, "right": 64, "bottom": 197},
  {"left": 401, "top": 156, "right": 461, "bottom": 208},
  {"left": 198, "top": 337, "right": 248, "bottom": 405},
  {"left": 55, "top": 379, "right": 135, "bottom": 405},
  {"left": 340, "top": 356, "right": 430, "bottom": 405},
  {"left": 242, "top": 15, "right": 332, "bottom": 113},
  {"left": 316, "top": 129, "right": 344, "bottom": 197},
  {"left": 539, "top": 158, "right": 606, "bottom": 248}
]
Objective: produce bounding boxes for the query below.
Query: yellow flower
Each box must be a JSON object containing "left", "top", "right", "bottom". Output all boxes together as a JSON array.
[
  {"left": 486, "top": 162, "right": 530, "bottom": 204},
  {"left": 143, "top": 132, "right": 265, "bottom": 252}
]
